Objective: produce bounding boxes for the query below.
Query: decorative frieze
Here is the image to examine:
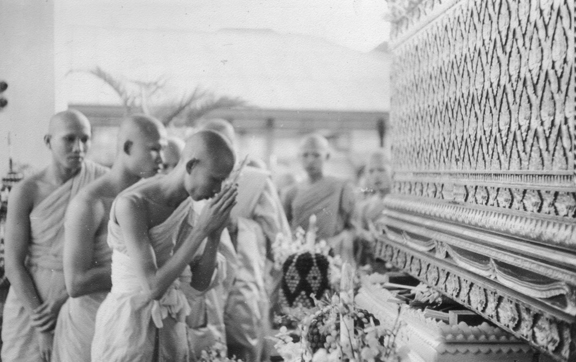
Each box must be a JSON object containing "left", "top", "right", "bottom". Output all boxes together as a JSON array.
[{"left": 376, "top": 239, "right": 574, "bottom": 361}]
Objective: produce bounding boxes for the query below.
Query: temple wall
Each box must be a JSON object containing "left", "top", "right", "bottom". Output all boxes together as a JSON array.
[{"left": 378, "top": 1, "right": 575, "bottom": 360}]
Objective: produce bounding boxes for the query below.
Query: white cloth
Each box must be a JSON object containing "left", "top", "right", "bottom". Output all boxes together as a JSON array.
[{"left": 91, "top": 197, "right": 224, "bottom": 362}]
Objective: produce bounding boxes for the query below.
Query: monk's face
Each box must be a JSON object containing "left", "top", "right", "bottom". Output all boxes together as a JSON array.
[
  {"left": 47, "top": 118, "right": 91, "bottom": 171},
  {"left": 185, "top": 157, "right": 233, "bottom": 201},
  {"left": 299, "top": 141, "right": 328, "bottom": 178},
  {"left": 128, "top": 128, "right": 167, "bottom": 178},
  {"left": 367, "top": 155, "right": 391, "bottom": 192}
]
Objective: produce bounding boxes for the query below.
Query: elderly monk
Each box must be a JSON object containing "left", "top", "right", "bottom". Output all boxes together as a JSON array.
[
  {"left": 194, "top": 119, "right": 291, "bottom": 361},
  {"left": 2, "top": 110, "right": 108, "bottom": 362},
  {"left": 162, "top": 136, "right": 185, "bottom": 174},
  {"left": 91, "top": 130, "right": 237, "bottom": 362},
  {"left": 52, "top": 115, "right": 168, "bottom": 362},
  {"left": 354, "top": 150, "right": 392, "bottom": 265},
  {"left": 282, "top": 133, "right": 356, "bottom": 264}
]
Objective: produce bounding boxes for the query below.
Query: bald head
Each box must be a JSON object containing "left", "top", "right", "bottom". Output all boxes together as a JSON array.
[
  {"left": 118, "top": 114, "right": 165, "bottom": 151},
  {"left": 116, "top": 114, "right": 167, "bottom": 178},
  {"left": 299, "top": 133, "right": 330, "bottom": 179},
  {"left": 44, "top": 110, "right": 92, "bottom": 171},
  {"left": 299, "top": 133, "right": 330, "bottom": 153},
  {"left": 162, "top": 136, "right": 185, "bottom": 174},
  {"left": 180, "top": 130, "right": 236, "bottom": 200},
  {"left": 48, "top": 109, "right": 91, "bottom": 135},
  {"left": 199, "top": 119, "right": 236, "bottom": 146},
  {"left": 181, "top": 130, "right": 235, "bottom": 168}
]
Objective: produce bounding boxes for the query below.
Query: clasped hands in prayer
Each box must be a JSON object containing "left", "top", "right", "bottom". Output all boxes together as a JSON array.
[{"left": 196, "top": 183, "right": 238, "bottom": 240}]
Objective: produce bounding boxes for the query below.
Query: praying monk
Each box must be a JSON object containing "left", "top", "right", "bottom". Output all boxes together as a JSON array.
[
  {"left": 2, "top": 110, "right": 108, "bottom": 362},
  {"left": 196, "top": 119, "right": 291, "bottom": 362},
  {"left": 52, "top": 114, "right": 168, "bottom": 362},
  {"left": 282, "top": 133, "right": 356, "bottom": 264},
  {"left": 91, "top": 130, "right": 237, "bottom": 362}
]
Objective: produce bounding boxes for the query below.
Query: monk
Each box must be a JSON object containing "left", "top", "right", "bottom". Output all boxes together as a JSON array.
[
  {"left": 52, "top": 114, "right": 168, "bottom": 362},
  {"left": 282, "top": 133, "right": 356, "bottom": 264},
  {"left": 196, "top": 119, "right": 291, "bottom": 361},
  {"left": 91, "top": 130, "right": 237, "bottom": 362},
  {"left": 2, "top": 110, "right": 108, "bottom": 362},
  {"left": 354, "top": 150, "right": 392, "bottom": 265},
  {"left": 162, "top": 136, "right": 185, "bottom": 174}
]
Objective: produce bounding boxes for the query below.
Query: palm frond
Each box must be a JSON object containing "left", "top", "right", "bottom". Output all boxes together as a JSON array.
[
  {"left": 86, "top": 67, "right": 137, "bottom": 110},
  {"left": 182, "top": 95, "right": 248, "bottom": 127},
  {"left": 153, "top": 87, "right": 208, "bottom": 125}
]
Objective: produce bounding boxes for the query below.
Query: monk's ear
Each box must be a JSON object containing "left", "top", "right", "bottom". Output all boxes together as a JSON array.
[
  {"left": 185, "top": 158, "right": 199, "bottom": 174},
  {"left": 123, "top": 140, "right": 133, "bottom": 155},
  {"left": 44, "top": 134, "right": 51, "bottom": 149}
]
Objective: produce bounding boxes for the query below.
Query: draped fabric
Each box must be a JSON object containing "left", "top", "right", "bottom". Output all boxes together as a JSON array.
[
  {"left": 91, "top": 197, "right": 223, "bottom": 362},
  {"left": 52, "top": 197, "right": 114, "bottom": 362},
  {"left": 1, "top": 161, "right": 108, "bottom": 362},
  {"left": 189, "top": 167, "right": 291, "bottom": 361},
  {"left": 283, "top": 176, "right": 356, "bottom": 241}
]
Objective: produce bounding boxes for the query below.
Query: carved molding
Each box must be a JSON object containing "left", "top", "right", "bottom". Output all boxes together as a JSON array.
[
  {"left": 384, "top": 195, "right": 576, "bottom": 248},
  {"left": 376, "top": 239, "right": 575, "bottom": 361}
]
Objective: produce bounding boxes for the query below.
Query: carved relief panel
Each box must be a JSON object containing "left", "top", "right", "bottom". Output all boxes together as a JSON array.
[{"left": 379, "top": 0, "right": 575, "bottom": 360}]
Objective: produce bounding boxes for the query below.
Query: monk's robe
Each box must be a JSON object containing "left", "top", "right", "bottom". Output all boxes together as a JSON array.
[
  {"left": 283, "top": 176, "right": 356, "bottom": 265},
  {"left": 225, "top": 166, "right": 291, "bottom": 362},
  {"left": 52, "top": 197, "right": 114, "bottom": 362},
  {"left": 283, "top": 176, "right": 356, "bottom": 241},
  {"left": 91, "top": 197, "right": 225, "bottom": 362},
  {"left": 187, "top": 204, "right": 237, "bottom": 358},
  {"left": 188, "top": 166, "right": 291, "bottom": 362},
  {"left": 1, "top": 160, "right": 108, "bottom": 362}
]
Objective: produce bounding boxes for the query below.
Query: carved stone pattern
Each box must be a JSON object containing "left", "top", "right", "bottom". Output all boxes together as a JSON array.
[
  {"left": 379, "top": 241, "right": 572, "bottom": 361},
  {"left": 518, "top": 304, "right": 535, "bottom": 340},
  {"left": 485, "top": 289, "right": 499, "bottom": 320},
  {"left": 410, "top": 257, "right": 422, "bottom": 276},
  {"left": 533, "top": 316, "right": 561, "bottom": 354},
  {"left": 385, "top": 195, "right": 576, "bottom": 248},
  {"left": 390, "top": 0, "right": 575, "bottom": 175},
  {"left": 498, "top": 298, "right": 520, "bottom": 329},
  {"left": 427, "top": 265, "right": 440, "bottom": 286},
  {"left": 459, "top": 278, "right": 472, "bottom": 304},
  {"left": 469, "top": 284, "right": 487, "bottom": 313},
  {"left": 446, "top": 273, "right": 460, "bottom": 298},
  {"left": 394, "top": 181, "right": 576, "bottom": 219}
]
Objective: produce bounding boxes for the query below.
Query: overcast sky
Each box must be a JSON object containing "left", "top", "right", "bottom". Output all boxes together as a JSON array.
[{"left": 63, "top": 0, "right": 390, "bottom": 52}]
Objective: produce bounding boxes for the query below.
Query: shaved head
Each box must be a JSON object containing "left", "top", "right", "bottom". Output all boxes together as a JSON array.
[
  {"left": 162, "top": 136, "right": 185, "bottom": 174},
  {"left": 181, "top": 130, "right": 235, "bottom": 168},
  {"left": 118, "top": 114, "right": 166, "bottom": 152},
  {"left": 299, "top": 133, "right": 331, "bottom": 179},
  {"left": 299, "top": 133, "right": 330, "bottom": 152},
  {"left": 116, "top": 114, "right": 167, "bottom": 178},
  {"left": 199, "top": 119, "right": 236, "bottom": 147},
  {"left": 180, "top": 130, "right": 236, "bottom": 200},
  {"left": 45, "top": 109, "right": 92, "bottom": 171},
  {"left": 48, "top": 109, "right": 91, "bottom": 135}
]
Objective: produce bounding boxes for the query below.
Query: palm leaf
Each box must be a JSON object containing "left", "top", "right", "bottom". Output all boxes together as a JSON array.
[
  {"left": 153, "top": 87, "right": 208, "bottom": 125},
  {"left": 182, "top": 95, "right": 247, "bottom": 127}
]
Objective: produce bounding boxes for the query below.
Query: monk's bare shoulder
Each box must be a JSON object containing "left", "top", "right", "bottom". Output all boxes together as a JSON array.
[{"left": 8, "top": 170, "right": 48, "bottom": 211}]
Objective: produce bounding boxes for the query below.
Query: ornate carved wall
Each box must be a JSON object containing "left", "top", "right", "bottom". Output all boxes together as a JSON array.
[{"left": 379, "top": 0, "right": 575, "bottom": 360}]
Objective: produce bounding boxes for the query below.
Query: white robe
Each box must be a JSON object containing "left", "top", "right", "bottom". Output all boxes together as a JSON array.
[{"left": 91, "top": 197, "right": 224, "bottom": 362}]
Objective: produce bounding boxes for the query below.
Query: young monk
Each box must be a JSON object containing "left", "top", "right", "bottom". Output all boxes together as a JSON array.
[
  {"left": 52, "top": 114, "right": 168, "bottom": 362},
  {"left": 2, "top": 110, "right": 108, "bottom": 362},
  {"left": 197, "top": 119, "right": 291, "bottom": 361},
  {"left": 282, "top": 133, "right": 356, "bottom": 264},
  {"left": 91, "top": 130, "right": 237, "bottom": 362}
]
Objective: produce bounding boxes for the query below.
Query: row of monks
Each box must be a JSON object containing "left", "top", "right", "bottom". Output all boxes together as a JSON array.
[{"left": 1, "top": 109, "right": 392, "bottom": 362}]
